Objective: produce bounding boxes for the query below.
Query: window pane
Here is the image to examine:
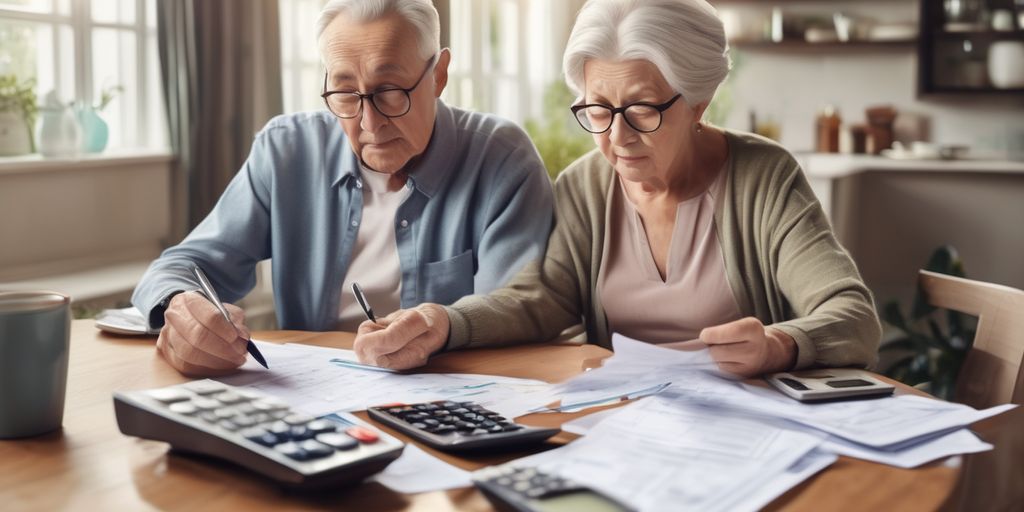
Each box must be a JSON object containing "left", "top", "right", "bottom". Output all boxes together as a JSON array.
[
  {"left": 0, "top": 19, "right": 53, "bottom": 92},
  {"left": 0, "top": 0, "right": 54, "bottom": 14},
  {"left": 145, "top": 32, "right": 167, "bottom": 149},
  {"left": 92, "top": 27, "right": 137, "bottom": 150},
  {"left": 91, "top": 0, "right": 136, "bottom": 25}
]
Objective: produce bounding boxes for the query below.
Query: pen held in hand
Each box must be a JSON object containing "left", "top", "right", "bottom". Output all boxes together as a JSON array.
[
  {"left": 190, "top": 264, "right": 269, "bottom": 369},
  {"left": 351, "top": 282, "right": 376, "bottom": 323}
]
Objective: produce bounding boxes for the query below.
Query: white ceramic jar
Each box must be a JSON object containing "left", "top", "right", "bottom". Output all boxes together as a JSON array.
[{"left": 987, "top": 41, "right": 1024, "bottom": 89}]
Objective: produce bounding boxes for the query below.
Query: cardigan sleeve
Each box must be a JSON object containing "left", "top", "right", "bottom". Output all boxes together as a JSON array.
[
  {"left": 766, "top": 162, "right": 882, "bottom": 369},
  {"left": 445, "top": 164, "right": 594, "bottom": 350}
]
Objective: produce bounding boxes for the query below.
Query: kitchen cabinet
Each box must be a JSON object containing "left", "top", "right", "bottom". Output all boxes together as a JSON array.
[{"left": 918, "top": 0, "right": 1024, "bottom": 95}]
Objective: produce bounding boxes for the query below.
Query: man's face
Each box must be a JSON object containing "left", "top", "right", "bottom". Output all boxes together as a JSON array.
[{"left": 319, "top": 12, "right": 449, "bottom": 174}]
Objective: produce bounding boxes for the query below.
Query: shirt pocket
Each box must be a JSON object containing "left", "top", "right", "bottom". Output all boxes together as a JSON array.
[{"left": 420, "top": 249, "right": 475, "bottom": 305}]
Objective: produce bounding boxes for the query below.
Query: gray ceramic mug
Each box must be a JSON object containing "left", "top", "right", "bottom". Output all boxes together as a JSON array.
[{"left": 0, "top": 291, "right": 71, "bottom": 438}]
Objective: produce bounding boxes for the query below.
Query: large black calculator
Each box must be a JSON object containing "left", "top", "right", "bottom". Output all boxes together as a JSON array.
[{"left": 367, "top": 400, "right": 559, "bottom": 451}]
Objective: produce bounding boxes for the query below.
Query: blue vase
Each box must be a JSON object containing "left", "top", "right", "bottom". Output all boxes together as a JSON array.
[{"left": 76, "top": 107, "right": 109, "bottom": 153}]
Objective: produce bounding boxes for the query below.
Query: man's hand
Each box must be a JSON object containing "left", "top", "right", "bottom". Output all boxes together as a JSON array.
[
  {"left": 353, "top": 304, "right": 449, "bottom": 370},
  {"left": 699, "top": 317, "right": 797, "bottom": 378},
  {"left": 156, "top": 291, "right": 250, "bottom": 377}
]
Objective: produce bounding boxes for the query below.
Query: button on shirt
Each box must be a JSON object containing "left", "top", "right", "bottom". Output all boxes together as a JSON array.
[
  {"left": 132, "top": 101, "right": 554, "bottom": 331},
  {"left": 337, "top": 167, "right": 412, "bottom": 331}
]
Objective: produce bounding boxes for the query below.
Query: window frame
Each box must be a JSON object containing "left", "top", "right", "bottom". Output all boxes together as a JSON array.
[{"left": 0, "top": 0, "right": 162, "bottom": 153}]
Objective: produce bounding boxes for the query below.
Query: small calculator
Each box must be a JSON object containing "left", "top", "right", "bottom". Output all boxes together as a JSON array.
[
  {"left": 367, "top": 400, "right": 559, "bottom": 451},
  {"left": 113, "top": 380, "right": 404, "bottom": 489},
  {"left": 473, "top": 465, "right": 631, "bottom": 512},
  {"left": 766, "top": 369, "right": 896, "bottom": 402}
]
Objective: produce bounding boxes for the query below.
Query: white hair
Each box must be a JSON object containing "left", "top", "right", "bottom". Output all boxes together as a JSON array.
[
  {"left": 563, "top": 0, "right": 731, "bottom": 107},
  {"left": 315, "top": 0, "right": 439, "bottom": 61}
]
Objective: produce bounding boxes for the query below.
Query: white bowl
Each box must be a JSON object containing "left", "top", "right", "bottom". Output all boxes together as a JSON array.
[{"left": 988, "top": 41, "right": 1024, "bottom": 89}]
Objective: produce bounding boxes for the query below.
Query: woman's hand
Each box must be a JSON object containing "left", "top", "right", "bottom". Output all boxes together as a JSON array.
[
  {"left": 699, "top": 317, "right": 797, "bottom": 378},
  {"left": 352, "top": 304, "right": 450, "bottom": 370}
]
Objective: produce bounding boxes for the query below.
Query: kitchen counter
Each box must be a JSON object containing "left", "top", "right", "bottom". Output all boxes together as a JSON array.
[{"left": 795, "top": 153, "right": 1024, "bottom": 180}]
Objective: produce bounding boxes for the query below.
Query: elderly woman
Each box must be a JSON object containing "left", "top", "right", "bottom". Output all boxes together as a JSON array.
[{"left": 353, "top": 0, "right": 880, "bottom": 377}]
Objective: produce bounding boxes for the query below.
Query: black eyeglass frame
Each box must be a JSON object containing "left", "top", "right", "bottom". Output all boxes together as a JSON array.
[
  {"left": 321, "top": 54, "right": 438, "bottom": 119},
  {"left": 570, "top": 93, "right": 683, "bottom": 134}
]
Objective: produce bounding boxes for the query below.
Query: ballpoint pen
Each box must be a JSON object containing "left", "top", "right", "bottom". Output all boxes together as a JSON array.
[
  {"left": 351, "top": 282, "right": 376, "bottom": 322},
  {"left": 190, "top": 264, "right": 269, "bottom": 369}
]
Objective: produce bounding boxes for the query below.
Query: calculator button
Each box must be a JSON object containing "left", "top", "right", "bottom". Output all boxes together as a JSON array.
[
  {"left": 290, "top": 426, "right": 314, "bottom": 441},
  {"left": 191, "top": 398, "right": 220, "bottom": 410},
  {"left": 274, "top": 442, "right": 308, "bottom": 460},
  {"left": 299, "top": 440, "right": 334, "bottom": 458},
  {"left": 236, "top": 403, "right": 258, "bottom": 415},
  {"left": 434, "top": 425, "right": 457, "bottom": 435},
  {"left": 231, "top": 415, "right": 257, "bottom": 428},
  {"left": 169, "top": 402, "right": 199, "bottom": 415},
  {"left": 268, "top": 410, "right": 289, "bottom": 420},
  {"left": 251, "top": 400, "right": 286, "bottom": 412},
  {"left": 242, "top": 428, "right": 279, "bottom": 447},
  {"left": 218, "top": 420, "right": 240, "bottom": 432},
  {"left": 215, "top": 408, "right": 239, "bottom": 419},
  {"left": 148, "top": 388, "right": 192, "bottom": 404},
  {"left": 183, "top": 380, "right": 227, "bottom": 395},
  {"left": 316, "top": 433, "right": 359, "bottom": 451},
  {"left": 284, "top": 414, "right": 314, "bottom": 426},
  {"left": 267, "top": 421, "right": 290, "bottom": 436},
  {"left": 199, "top": 411, "right": 219, "bottom": 423},
  {"left": 214, "top": 392, "right": 246, "bottom": 404},
  {"left": 345, "top": 426, "right": 379, "bottom": 444},
  {"left": 250, "top": 412, "right": 271, "bottom": 424}
]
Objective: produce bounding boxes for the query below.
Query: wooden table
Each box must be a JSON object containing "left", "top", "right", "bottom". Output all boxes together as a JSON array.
[{"left": 1, "top": 320, "right": 1020, "bottom": 511}]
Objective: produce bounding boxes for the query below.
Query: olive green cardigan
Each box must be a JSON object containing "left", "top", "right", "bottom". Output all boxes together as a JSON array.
[{"left": 445, "top": 130, "right": 880, "bottom": 369}]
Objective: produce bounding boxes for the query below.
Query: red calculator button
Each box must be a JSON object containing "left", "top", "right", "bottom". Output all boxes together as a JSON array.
[{"left": 346, "top": 426, "right": 379, "bottom": 444}]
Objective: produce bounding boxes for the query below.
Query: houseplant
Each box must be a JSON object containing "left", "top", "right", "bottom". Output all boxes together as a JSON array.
[
  {"left": 524, "top": 81, "right": 594, "bottom": 180},
  {"left": 0, "top": 74, "right": 37, "bottom": 156},
  {"left": 880, "top": 245, "right": 976, "bottom": 400}
]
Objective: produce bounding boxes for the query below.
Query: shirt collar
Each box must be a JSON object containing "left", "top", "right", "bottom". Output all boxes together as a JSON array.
[{"left": 330, "top": 100, "right": 455, "bottom": 198}]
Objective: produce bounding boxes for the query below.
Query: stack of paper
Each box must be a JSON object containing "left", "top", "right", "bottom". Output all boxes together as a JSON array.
[
  {"left": 217, "top": 341, "right": 556, "bottom": 419},
  {"left": 505, "top": 396, "right": 836, "bottom": 512},
  {"left": 546, "top": 334, "right": 1014, "bottom": 470}
]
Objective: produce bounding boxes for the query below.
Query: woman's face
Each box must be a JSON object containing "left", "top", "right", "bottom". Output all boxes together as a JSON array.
[{"left": 582, "top": 59, "right": 698, "bottom": 187}]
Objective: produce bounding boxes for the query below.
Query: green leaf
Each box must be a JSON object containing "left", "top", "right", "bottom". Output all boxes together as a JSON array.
[{"left": 883, "top": 301, "right": 909, "bottom": 331}]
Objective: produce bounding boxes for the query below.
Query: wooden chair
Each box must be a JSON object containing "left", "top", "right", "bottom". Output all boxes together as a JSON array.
[{"left": 919, "top": 270, "right": 1024, "bottom": 408}]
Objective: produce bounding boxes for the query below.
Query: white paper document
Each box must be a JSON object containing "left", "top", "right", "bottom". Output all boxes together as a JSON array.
[
  {"left": 544, "top": 333, "right": 722, "bottom": 412},
  {"left": 370, "top": 444, "right": 472, "bottom": 494},
  {"left": 218, "top": 341, "right": 555, "bottom": 418},
  {"left": 508, "top": 396, "right": 828, "bottom": 512},
  {"left": 820, "top": 428, "right": 993, "bottom": 468}
]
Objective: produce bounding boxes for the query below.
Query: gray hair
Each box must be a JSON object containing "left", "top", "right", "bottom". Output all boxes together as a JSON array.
[
  {"left": 315, "top": 0, "right": 440, "bottom": 61},
  {"left": 563, "top": 0, "right": 731, "bottom": 107}
]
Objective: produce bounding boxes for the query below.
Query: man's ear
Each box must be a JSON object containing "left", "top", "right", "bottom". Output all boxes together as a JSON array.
[{"left": 433, "top": 48, "right": 451, "bottom": 98}]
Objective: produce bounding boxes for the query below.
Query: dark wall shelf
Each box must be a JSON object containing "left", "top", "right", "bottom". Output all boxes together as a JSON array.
[{"left": 918, "top": 0, "right": 1024, "bottom": 97}]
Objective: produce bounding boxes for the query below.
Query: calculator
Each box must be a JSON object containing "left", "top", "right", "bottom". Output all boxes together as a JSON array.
[
  {"left": 367, "top": 400, "right": 559, "bottom": 451},
  {"left": 113, "top": 380, "right": 404, "bottom": 489},
  {"left": 766, "top": 369, "right": 896, "bottom": 402},
  {"left": 473, "top": 465, "right": 632, "bottom": 512}
]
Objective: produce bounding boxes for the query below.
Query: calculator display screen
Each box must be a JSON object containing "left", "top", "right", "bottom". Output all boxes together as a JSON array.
[
  {"left": 826, "top": 379, "right": 873, "bottom": 388},
  {"left": 534, "top": 491, "right": 626, "bottom": 512}
]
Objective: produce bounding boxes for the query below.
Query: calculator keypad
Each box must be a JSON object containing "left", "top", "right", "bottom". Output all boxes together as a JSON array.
[
  {"left": 368, "top": 400, "right": 558, "bottom": 451},
  {"left": 145, "top": 382, "right": 380, "bottom": 462}
]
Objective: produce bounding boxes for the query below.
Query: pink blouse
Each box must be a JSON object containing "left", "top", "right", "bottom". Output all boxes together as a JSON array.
[{"left": 597, "top": 166, "right": 742, "bottom": 343}]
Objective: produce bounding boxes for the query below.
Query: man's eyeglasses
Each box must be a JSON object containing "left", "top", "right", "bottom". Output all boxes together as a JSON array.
[
  {"left": 321, "top": 54, "right": 438, "bottom": 119},
  {"left": 571, "top": 93, "right": 683, "bottom": 134}
]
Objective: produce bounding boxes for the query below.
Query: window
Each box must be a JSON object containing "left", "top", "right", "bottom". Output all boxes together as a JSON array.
[
  {"left": 279, "top": 0, "right": 324, "bottom": 115},
  {"left": 0, "top": 0, "right": 166, "bottom": 153}
]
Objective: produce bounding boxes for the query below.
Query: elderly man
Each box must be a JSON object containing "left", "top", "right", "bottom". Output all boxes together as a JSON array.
[{"left": 132, "top": 0, "right": 553, "bottom": 376}]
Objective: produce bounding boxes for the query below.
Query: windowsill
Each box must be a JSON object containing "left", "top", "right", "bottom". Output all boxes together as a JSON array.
[
  {"left": 0, "top": 149, "right": 174, "bottom": 176},
  {"left": 0, "top": 260, "right": 154, "bottom": 304}
]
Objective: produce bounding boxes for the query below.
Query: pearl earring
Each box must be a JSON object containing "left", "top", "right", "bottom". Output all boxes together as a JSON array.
[{"left": 694, "top": 122, "right": 703, "bottom": 134}]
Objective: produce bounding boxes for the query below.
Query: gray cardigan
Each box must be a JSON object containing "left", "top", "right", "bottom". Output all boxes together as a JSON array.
[{"left": 445, "top": 130, "right": 880, "bottom": 369}]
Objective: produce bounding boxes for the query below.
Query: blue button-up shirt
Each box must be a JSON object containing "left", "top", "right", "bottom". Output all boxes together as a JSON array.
[{"left": 132, "top": 101, "right": 554, "bottom": 331}]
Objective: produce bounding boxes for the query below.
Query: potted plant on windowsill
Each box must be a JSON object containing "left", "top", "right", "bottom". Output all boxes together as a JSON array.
[{"left": 0, "top": 75, "right": 37, "bottom": 156}]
